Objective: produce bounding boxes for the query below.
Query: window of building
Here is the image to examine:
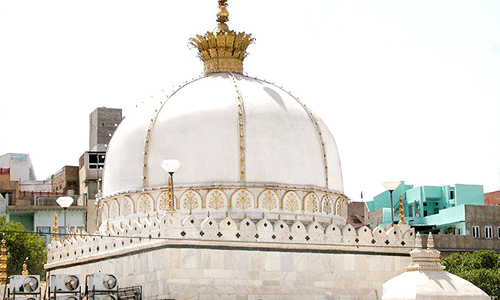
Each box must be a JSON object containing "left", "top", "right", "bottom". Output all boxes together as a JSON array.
[
  {"left": 88, "top": 153, "right": 105, "bottom": 170},
  {"left": 89, "top": 154, "right": 97, "bottom": 164},
  {"left": 450, "top": 190, "right": 455, "bottom": 199},
  {"left": 485, "top": 226, "right": 493, "bottom": 239},
  {"left": 498, "top": 227, "right": 500, "bottom": 239},
  {"left": 472, "top": 225, "right": 480, "bottom": 238}
]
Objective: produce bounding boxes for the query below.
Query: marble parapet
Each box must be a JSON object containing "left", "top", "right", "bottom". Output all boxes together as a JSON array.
[{"left": 46, "top": 212, "right": 415, "bottom": 270}]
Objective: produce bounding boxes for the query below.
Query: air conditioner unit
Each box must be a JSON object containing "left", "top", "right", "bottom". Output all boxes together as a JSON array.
[
  {"left": 12, "top": 297, "right": 38, "bottom": 300},
  {"left": 88, "top": 295, "right": 117, "bottom": 300},
  {"left": 9, "top": 275, "right": 40, "bottom": 294},
  {"left": 86, "top": 274, "right": 118, "bottom": 292},
  {"left": 50, "top": 275, "right": 80, "bottom": 293},
  {"left": 51, "top": 296, "right": 81, "bottom": 300}
]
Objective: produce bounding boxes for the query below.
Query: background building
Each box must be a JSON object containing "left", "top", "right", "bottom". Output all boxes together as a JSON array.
[
  {"left": 89, "top": 107, "right": 122, "bottom": 151},
  {"left": 0, "top": 155, "right": 86, "bottom": 243},
  {"left": 51, "top": 166, "right": 79, "bottom": 195},
  {"left": 81, "top": 107, "right": 122, "bottom": 232},
  {"left": 366, "top": 182, "right": 484, "bottom": 233},
  {"left": 484, "top": 190, "right": 500, "bottom": 206},
  {"left": 366, "top": 182, "right": 500, "bottom": 253}
]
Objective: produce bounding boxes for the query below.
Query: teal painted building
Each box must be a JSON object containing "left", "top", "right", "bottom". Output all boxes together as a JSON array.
[{"left": 365, "top": 182, "right": 485, "bottom": 235}]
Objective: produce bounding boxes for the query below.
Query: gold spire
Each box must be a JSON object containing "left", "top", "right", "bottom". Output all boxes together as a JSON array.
[
  {"left": 216, "top": 0, "right": 229, "bottom": 33},
  {"left": 189, "top": 0, "right": 254, "bottom": 75},
  {"left": 166, "top": 176, "right": 175, "bottom": 211},
  {"left": 399, "top": 195, "right": 406, "bottom": 224},
  {"left": 53, "top": 212, "right": 59, "bottom": 242},
  {"left": 0, "top": 238, "right": 7, "bottom": 285}
]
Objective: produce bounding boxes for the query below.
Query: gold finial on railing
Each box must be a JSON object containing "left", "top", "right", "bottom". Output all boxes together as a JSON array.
[
  {"left": 399, "top": 195, "right": 406, "bottom": 224},
  {"left": 0, "top": 238, "right": 7, "bottom": 285},
  {"left": 53, "top": 212, "right": 59, "bottom": 241},
  {"left": 21, "top": 258, "right": 28, "bottom": 275}
]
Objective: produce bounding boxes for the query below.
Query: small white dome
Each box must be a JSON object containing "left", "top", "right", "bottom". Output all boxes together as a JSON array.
[
  {"left": 382, "top": 270, "right": 490, "bottom": 300},
  {"left": 103, "top": 73, "right": 343, "bottom": 197}
]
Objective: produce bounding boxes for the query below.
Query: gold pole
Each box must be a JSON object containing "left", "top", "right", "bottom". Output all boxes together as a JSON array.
[
  {"left": 166, "top": 176, "right": 175, "bottom": 211},
  {"left": 399, "top": 195, "right": 406, "bottom": 224},
  {"left": 0, "top": 238, "right": 7, "bottom": 284},
  {"left": 53, "top": 212, "right": 59, "bottom": 241}
]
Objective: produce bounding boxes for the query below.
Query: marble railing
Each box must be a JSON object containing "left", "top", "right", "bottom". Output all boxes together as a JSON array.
[{"left": 46, "top": 212, "right": 415, "bottom": 266}]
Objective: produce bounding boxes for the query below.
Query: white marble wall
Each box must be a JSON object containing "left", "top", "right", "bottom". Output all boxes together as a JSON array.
[
  {"left": 46, "top": 214, "right": 414, "bottom": 300},
  {"left": 48, "top": 246, "right": 410, "bottom": 300}
]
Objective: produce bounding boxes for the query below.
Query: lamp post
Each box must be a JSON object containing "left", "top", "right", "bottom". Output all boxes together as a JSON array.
[
  {"left": 56, "top": 196, "right": 74, "bottom": 238},
  {"left": 382, "top": 181, "right": 400, "bottom": 226},
  {"left": 161, "top": 159, "right": 181, "bottom": 211}
]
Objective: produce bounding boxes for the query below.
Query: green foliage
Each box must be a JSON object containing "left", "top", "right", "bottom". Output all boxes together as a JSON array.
[
  {"left": 442, "top": 250, "right": 500, "bottom": 297},
  {"left": 0, "top": 216, "right": 47, "bottom": 278}
]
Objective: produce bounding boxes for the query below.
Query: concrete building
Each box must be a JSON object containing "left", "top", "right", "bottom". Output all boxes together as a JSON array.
[
  {"left": 366, "top": 182, "right": 484, "bottom": 232},
  {"left": 0, "top": 153, "right": 36, "bottom": 182},
  {"left": 79, "top": 150, "right": 105, "bottom": 233},
  {"left": 51, "top": 166, "right": 79, "bottom": 195},
  {"left": 347, "top": 201, "right": 367, "bottom": 227},
  {"left": 80, "top": 107, "right": 122, "bottom": 232},
  {"left": 365, "top": 182, "right": 500, "bottom": 253},
  {"left": 89, "top": 107, "right": 122, "bottom": 151}
]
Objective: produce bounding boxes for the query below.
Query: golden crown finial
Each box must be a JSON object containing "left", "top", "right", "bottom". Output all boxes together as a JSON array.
[{"left": 189, "top": 0, "right": 254, "bottom": 75}]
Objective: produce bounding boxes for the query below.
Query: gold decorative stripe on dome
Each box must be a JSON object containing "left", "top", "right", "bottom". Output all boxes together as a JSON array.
[
  {"left": 189, "top": 0, "right": 254, "bottom": 75},
  {"left": 279, "top": 89, "right": 330, "bottom": 189},
  {"left": 142, "top": 78, "right": 206, "bottom": 188},
  {"left": 229, "top": 74, "right": 247, "bottom": 182}
]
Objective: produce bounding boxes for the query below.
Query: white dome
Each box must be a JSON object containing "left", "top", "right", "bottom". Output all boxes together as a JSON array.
[{"left": 103, "top": 73, "right": 343, "bottom": 197}]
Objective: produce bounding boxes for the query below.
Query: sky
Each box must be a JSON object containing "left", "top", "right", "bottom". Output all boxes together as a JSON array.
[{"left": 0, "top": 0, "right": 499, "bottom": 201}]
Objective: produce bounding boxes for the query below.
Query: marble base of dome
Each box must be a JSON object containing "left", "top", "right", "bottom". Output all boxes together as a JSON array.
[{"left": 98, "top": 185, "right": 349, "bottom": 226}]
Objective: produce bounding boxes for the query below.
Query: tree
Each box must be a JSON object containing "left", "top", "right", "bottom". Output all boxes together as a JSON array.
[
  {"left": 0, "top": 216, "right": 47, "bottom": 278},
  {"left": 441, "top": 250, "right": 500, "bottom": 298}
]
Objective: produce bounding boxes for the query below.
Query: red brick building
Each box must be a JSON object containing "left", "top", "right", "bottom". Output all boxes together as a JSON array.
[{"left": 484, "top": 190, "right": 500, "bottom": 206}]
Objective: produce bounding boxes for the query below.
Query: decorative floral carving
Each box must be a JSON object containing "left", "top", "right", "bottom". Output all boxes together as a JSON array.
[
  {"left": 182, "top": 190, "right": 201, "bottom": 212},
  {"left": 138, "top": 194, "right": 153, "bottom": 214},
  {"left": 284, "top": 191, "right": 299, "bottom": 212},
  {"left": 122, "top": 197, "right": 133, "bottom": 216},
  {"left": 322, "top": 195, "right": 333, "bottom": 215},
  {"left": 233, "top": 189, "right": 252, "bottom": 210},
  {"left": 335, "top": 196, "right": 348, "bottom": 217},
  {"left": 340, "top": 197, "right": 348, "bottom": 217},
  {"left": 158, "top": 191, "right": 169, "bottom": 211},
  {"left": 305, "top": 193, "right": 319, "bottom": 213},
  {"left": 109, "top": 199, "right": 119, "bottom": 218},
  {"left": 260, "top": 189, "right": 278, "bottom": 211},
  {"left": 207, "top": 189, "right": 226, "bottom": 210},
  {"left": 101, "top": 203, "right": 109, "bottom": 221}
]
